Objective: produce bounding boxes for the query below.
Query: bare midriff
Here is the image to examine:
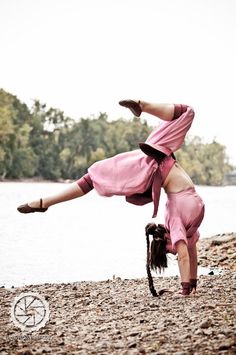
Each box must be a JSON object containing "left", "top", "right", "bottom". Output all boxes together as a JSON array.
[{"left": 163, "top": 162, "right": 194, "bottom": 193}]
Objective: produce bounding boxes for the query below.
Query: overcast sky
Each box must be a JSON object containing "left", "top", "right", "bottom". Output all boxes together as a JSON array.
[{"left": 1, "top": 0, "right": 236, "bottom": 164}]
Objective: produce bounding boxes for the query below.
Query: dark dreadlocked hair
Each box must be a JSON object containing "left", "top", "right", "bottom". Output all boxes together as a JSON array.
[
  {"left": 142, "top": 150, "right": 175, "bottom": 297},
  {"left": 145, "top": 223, "right": 168, "bottom": 297}
]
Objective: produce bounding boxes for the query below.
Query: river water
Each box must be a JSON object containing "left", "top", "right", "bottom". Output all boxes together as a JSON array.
[{"left": 1, "top": 182, "right": 235, "bottom": 287}]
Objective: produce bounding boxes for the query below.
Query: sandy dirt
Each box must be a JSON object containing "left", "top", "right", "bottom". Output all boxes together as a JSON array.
[{"left": 1, "top": 233, "right": 236, "bottom": 355}]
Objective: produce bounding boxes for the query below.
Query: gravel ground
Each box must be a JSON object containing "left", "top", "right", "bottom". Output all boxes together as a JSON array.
[{"left": 1, "top": 234, "right": 236, "bottom": 355}]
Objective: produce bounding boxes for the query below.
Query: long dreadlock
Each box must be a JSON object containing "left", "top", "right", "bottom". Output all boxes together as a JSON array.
[{"left": 145, "top": 223, "right": 169, "bottom": 297}]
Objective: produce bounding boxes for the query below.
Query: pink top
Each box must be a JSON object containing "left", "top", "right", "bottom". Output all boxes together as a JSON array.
[
  {"left": 165, "top": 231, "right": 200, "bottom": 255},
  {"left": 165, "top": 187, "right": 205, "bottom": 253},
  {"left": 88, "top": 106, "right": 194, "bottom": 217}
]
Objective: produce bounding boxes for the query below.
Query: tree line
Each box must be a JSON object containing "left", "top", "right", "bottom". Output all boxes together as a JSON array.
[{"left": 0, "top": 89, "right": 233, "bottom": 185}]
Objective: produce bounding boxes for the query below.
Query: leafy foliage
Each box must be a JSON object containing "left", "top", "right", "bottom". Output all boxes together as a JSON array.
[
  {"left": 175, "top": 136, "right": 232, "bottom": 185},
  {"left": 0, "top": 89, "right": 233, "bottom": 184}
]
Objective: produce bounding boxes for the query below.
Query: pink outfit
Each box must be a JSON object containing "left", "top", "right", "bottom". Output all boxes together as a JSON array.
[
  {"left": 88, "top": 105, "right": 195, "bottom": 217},
  {"left": 165, "top": 188, "right": 205, "bottom": 254},
  {"left": 77, "top": 104, "right": 204, "bottom": 250}
]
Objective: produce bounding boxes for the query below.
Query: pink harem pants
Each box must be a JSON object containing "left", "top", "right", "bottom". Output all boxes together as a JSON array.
[{"left": 76, "top": 104, "right": 191, "bottom": 195}]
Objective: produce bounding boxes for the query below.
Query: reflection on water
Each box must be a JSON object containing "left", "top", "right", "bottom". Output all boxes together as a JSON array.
[{"left": 0, "top": 182, "right": 234, "bottom": 287}]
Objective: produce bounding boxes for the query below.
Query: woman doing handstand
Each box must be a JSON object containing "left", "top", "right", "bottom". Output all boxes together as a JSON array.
[{"left": 18, "top": 100, "right": 205, "bottom": 297}]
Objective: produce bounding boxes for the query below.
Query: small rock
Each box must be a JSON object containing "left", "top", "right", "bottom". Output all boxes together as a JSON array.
[
  {"left": 179, "top": 334, "right": 191, "bottom": 340},
  {"left": 195, "top": 329, "right": 202, "bottom": 335},
  {"left": 128, "top": 331, "right": 140, "bottom": 337},
  {"left": 221, "top": 328, "right": 232, "bottom": 336},
  {"left": 203, "top": 329, "right": 212, "bottom": 336},
  {"left": 218, "top": 342, "right": 232, "bottom": 350},
  {"left": 200, "top": 319, "right": 212, "bottom": 329},
  {"left": 57, "top": 340, "right": 64, "bottom": 346},
  {"left": 113, "top": 342, "right": 123, "bottom": 349},
  {"left": 83, "top": 299, "right": 90, "bottom": 306},
  {"left": 35, "top": 347, "right": 51, "bottom": 354},
  {"left": 16, "top": 349, "right": 33, "bottom": 355},
  {"left": 113, "top": 330, "right": 121, "bottom": 335},
  {"left": 128, "top": 341, "right": 137, "bottom": 348}
]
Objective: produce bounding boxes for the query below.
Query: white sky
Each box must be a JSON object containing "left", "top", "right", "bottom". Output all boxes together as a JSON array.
[{"left": 1, "top": 0, "right": 236, "bottom": 164}]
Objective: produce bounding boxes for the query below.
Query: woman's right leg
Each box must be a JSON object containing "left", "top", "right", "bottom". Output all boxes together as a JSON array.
[
  {"left": 119, "top": 99, "right": 175, "bottom": 121},
  {"left": 141, "top": 101, "right": 175, "bottom": 121},
  {"left": 120, "top": 100, "right": 188, "bottom": 121}
]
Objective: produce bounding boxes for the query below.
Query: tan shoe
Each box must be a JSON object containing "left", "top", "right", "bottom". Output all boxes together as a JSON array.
[{"left": 119, "top": 99, "right": 142, "bottom": 117}]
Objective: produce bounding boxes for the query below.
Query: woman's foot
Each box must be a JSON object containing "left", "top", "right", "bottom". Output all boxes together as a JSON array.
[
  {"left": 17, "top": 198, "right": 48, "bottom": 214},
  {"left": 119, "top": 99, "right": 142, "bottom": 117},
  {"left": 180, "top": 282, "right": 190, "bottom": 296}
]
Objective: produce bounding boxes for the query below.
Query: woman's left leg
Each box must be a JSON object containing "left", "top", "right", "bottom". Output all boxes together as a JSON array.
[
  {"left": 17, "top": 174, "right": 94, "bottom": 212},
  {"left": 27, "top": 182, "right": 85, "bottom": 209}
]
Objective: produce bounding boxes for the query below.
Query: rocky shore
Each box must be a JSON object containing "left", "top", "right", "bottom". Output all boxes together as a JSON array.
[
  {"left": 1, "top": 234, "right": 236, "bottom": 355},
  {"left": 198, "top": 232, "right": 236, "bottom": 271}
]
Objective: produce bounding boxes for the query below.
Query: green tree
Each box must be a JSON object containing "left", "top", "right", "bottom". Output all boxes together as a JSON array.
[
  {"left": 176, "top": 136, "right": 232, "bottom": 185},
  {"left": 29, "top": 100, "right": 72, "bottom": 179},
  {"left": 0, "top": 89, "right": 37, "bottom": 179},
  {"left": 0, "top": 89, "right": 234, "bottom": 184}
]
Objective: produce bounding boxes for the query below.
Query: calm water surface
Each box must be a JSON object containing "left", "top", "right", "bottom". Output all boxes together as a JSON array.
[{"left": 1, "top": 182, "right": 235, "bottom": 287}]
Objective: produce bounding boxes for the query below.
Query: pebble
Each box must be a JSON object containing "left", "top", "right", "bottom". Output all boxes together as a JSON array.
[
  {"left": 200, "top": 319, "right": 212, "bottom": 329},
  {"left": 218, "top": 342, "right": 232, "bottom": 350},
  {"left": 195, "top": 329, "right": 203, "bottom": 335}
]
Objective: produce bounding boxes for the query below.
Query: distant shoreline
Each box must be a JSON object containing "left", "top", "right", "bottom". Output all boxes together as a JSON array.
[
  {"left": 0, "top": 177, "right": 74, "bottom": 184},
  {"left": 1, "top": 178, "right": 236, "bottom": 186}
]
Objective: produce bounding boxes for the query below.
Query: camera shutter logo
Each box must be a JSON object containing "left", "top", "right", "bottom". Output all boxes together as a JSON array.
[{"left": 10, "top": 292, "right": 50, "bottom": 332}]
